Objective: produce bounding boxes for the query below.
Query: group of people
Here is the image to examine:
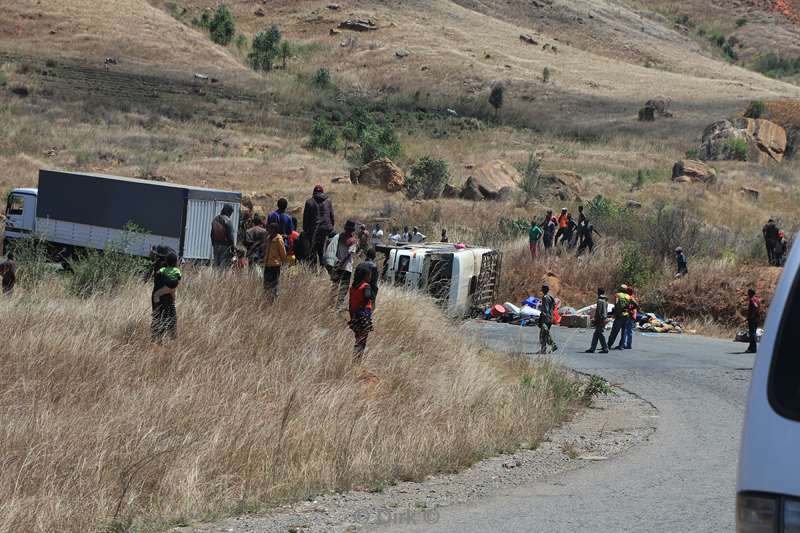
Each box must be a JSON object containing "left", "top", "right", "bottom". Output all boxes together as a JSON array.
[
  {"left": 529, "top": 206, "right": 599, "bottom": 260},
  {"left": 762, "top": 218, "right": 789, "bottom": 267}
]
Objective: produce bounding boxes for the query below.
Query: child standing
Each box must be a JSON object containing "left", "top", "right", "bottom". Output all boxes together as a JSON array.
[
  {"left": 151, "top": 252, "right": 181, "bottom": 343},
  {"left": 348, "top": 265, "right": 374, "bottom": 361}
]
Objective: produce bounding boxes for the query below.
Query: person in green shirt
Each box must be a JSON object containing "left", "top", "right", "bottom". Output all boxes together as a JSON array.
[{"left": 529, "top": 220, "right": 544, "bottom": 260}]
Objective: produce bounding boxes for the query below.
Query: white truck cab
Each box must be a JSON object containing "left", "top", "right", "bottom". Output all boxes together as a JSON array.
[
  {"left": 737, "top": 233, "right": 800, "bottom": 532},
  {"left": 378, "top": 243, "right": 501, "bottom": 318},
  {"left": 4, "top": 188, "right": 38, "bottom": 242}
]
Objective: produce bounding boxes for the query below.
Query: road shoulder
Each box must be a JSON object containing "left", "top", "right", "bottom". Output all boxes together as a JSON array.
[{"left": 187, "top": 387, "right": 657, "bottom": 533}]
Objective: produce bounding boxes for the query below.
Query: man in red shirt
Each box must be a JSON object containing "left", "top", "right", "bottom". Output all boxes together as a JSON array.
[{"left": 746, "top": 288, "right": 760, "bottom": 354}]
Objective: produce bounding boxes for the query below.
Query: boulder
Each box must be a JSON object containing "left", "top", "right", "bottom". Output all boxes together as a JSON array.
[
  {"left": 672, "top": 159, "right": 717, "bottom": 184},
  {"left": 638, "top": 99, "right": 672, "bottom": 121},
  {"left": 350, "top": 158, "right": 405, "bottom": 192},
  {"left": 466, "top": 160, "right": 521, "bottom": 198},
  {"left": 442, "top": 183, "right": 460, "bottom": 198},
  {"left": 699, "top": 118, "right": 787, "bottom": 164},
  {"left": 338, "top": 19, "right": 378, "bottom": 32},
  {"left": 740, "top": 187, "right": 760, "bottom": 201},
  {"left": 460, "top": 176, "right": 484, "bottom": 200},
  {"left": 496, "top": 186, "right": 516, "bottom": 202},
  {"left": 538, "top": 170, "right": 583, "bottom": 201}
]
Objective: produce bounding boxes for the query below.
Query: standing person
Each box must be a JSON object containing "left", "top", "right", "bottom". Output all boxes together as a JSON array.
[
  {"left": 357, "top": 224, "right": 371, "bottom": 255},
  {"left": 607, "top": 286, "right": 631, "bottom": 350},
  {"left": 151, "top": 252, "right": 181, "bottom": 343},
  {"left": 211, "top": 204, "right": 235, "bottom": 269},
  {"left": 268, "top": 198, "right": 294, "bottom": 241},
  {"left": 538, "top": 284, "right": 558, "bottom": 354},
  {"left": 543, "top": 211, "right": 556, "bottom": 250},
  {"left": 402, "top": 226, "right": 411, "bottom": 242},
  {"left": 763, "top": 218, "right": 780, "bottom": 266},
  {"left": 577, "top": 221, "right": 599, "bottom": 256},
  {"left": 389, "top": 228, "right": 402, "bottom": 243},
  {"left": 746, "top": 288, "right": 760, "bottom": 353},
  {"left": 348, "top": 265, "right": 375, "bottom": 360},
  {"left": 577, "top": 205, "right": 587, "bottom": 248},
  {"left": 555, "top": 208, "right": 569, "bottom": 246},
  {"left": 287, "top": 217, "right": 301, "bottom": 263},
  {"left": 621, "top": 286, "right": 638, "bottom": 350},
  {"left": 371, "top": 224, "right": 385, "bottom": 247},
  {"left": 675, "top": 247, "right": 689, "bottom": 278},
  {"left": 263, "top": 222, "right": 287, "bottom": 302},
  {"left": 0, "top": 252, "right": 17, "bottom": 295},
  {"left": 563, "top": 213, "right": 577, "bottom": 248},
  {"left": 585, "top": 287, "right": 609, "bottom": 354},
  {"left": 245, "top": 214, "right": 267, "bottom": 264},
  {"left": 303, "top": 185, "right": 335, "bottom": 266},
  {"left": 411, "top": 226, "right": 426, "bottom": 243},
  {"left": 774, "top": 231, "right": 788, "bottom": 267},
  {"left": 529, "top": 220, "right": 543, "bottom": 260},
  {"left": 328, "top": 220, "right": 358, "bottom": 308},
  {"left": 441, "top": 229, "right": 449, "bottom": 243},
  {"left": 363, "top": 248, "right": 380, "bottom": 307}
]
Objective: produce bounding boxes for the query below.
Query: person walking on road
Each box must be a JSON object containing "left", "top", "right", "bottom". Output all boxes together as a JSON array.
[
  {"left": 607, "top": 286, "right": 631, "bottom": 350},
  {"left": 538, "top": 284, "right": 558, "bottom": 354},
  {"left": 621, "top": 286, "right": 638, "bottom": 350},
  {"left": 211, "top": 204, "right": 235, "bottom": 269},
  {"left": 349, "top": 264, "right": 375, "bottom": 361},
  {"left": 763, "top": 218, "right": 780, "bottom": 266},
  {"left": 151, "top": 252, "right": 181, "bottom": 343},
  {"left": 585, "top": 287, "right": 609, "bottom": 353},
  {"left": 529, "top": 220, "right": 543, "bottom": 260},
  {"left": 263, "top": 222, "right": 287, "bottom": 303},
  {"left": 746, "top": 288, "right": 760, "bottom": 354},
  {"left": 303, "top": 185, "right": 335, "bottom": 267},
  {"left": 675, "top": 247, "right": 689, "bottom": 278}
]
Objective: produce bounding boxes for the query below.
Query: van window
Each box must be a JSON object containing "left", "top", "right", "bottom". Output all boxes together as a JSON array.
[
  {"left": 395, "top": 256, "right": 410, "bottom": 287},
  {"left": 7, "top": 195, "right": 24, "bottom": 216},
  {"left": 769, "top": 276, "right": 800, "bottom": 421}
]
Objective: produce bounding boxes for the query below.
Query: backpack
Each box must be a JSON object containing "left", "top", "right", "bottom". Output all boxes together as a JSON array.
[{"left": 211, "top": 216, "right": 227, "bottom": 243}]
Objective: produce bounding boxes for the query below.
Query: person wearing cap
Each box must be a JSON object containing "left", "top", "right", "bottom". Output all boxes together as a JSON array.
[
  {"left": 326, "top": 220, "right": 358, "bottom": 308},
  {"left": 774, "top": 230, "right": 788, "bottom": 267},
  {"left": 302, "top": 185, "right": 335, "bottom": 266},
  {"left": 538, "top": 284, "right": 558, "bottom": 354},
  {"left": 210, "top": 204, "right": 235, "bottom": 269},
  {"left": 607, "top": 286, "right": 631, "bottom": 350},
  {"left": 675, "top": 247, "right": 688, "bottom": 278}
]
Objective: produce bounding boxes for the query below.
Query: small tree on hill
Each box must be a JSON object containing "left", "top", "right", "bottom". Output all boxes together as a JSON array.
[
  {"left": 407, "top": 156, "right": 450, "bottom": 199},
  {"left": 520, "top": 152, "right": 543, "bottom": 205},
  {"left": 249, "top": 26, "right": 282, "bottom": 71},
  {"left": 489, "top": 85, "right": 504, "bottom": 119},
  {"left": 280, "top": 41, "right": 292, "bottom": 69},
  {"left": 209, "top": 5, "right": 236, "bottom": 46},
  {"left": 360, "top": 123, "right": 402, "bottom": 164}
]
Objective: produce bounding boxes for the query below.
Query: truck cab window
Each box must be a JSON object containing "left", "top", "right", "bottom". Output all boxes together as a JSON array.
[{"left": 7, "top": 195, "right": 24, "bottom": 216}]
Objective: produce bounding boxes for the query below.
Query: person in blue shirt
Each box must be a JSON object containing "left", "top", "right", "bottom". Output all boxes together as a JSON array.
[{"left": 268, "top": 198, "right": 295, "bottom": 243}]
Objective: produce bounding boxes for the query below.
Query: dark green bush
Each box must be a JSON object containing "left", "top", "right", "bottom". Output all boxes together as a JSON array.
[
  {"left": 312, "top": 67, "right": 331, "bottom": 88},
  {"left": 66, "top": 228, "right": 150, "bottom": 297},
  {"left": 753, "top": 53, "right": 800, "bottom": 78},
  {"left": 727, "top": 137, "right": 748, "bottom": 161},
  {"left": 209, "top": 5, "right": 236, "bottom": 46},
  {"left": 407, "top": 156, "right": 450, "bottom": 199},
  {"left": 248, "top": 26, "right": 282, "bottom": 71},
  {"left": 359, "top": 123, "right": 402, "bottom": 164},
  {"left": 744, "top": 100, "right": 765, "bottom": 119},
  {"left": 309, "top": 117, "right": 340, "bottom": 152}
]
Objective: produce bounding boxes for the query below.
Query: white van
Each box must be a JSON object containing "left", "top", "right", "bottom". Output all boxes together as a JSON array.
[
  {"left": 737, "top": 238, "right": 800, "bottom": 532},
  {"left": 377, "top": 243, "right": 501, "bottom": 318}
]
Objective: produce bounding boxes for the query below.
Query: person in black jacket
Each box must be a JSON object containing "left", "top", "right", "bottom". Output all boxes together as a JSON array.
[
  {"left": 585, "top": 288, "right": 609, "bottom": 353},
  {"left": 151, "top": 252, "right": 181, "bottom": 343},
  {"left": 211, "top": 204, "right": 235, "bottom": 269},
  {"left": 302, "top": 185, "right": 335, "bottom": 266}
]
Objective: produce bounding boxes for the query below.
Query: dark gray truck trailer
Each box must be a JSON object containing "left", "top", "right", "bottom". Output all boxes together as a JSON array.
[{"left": 4, "top": 169, "right": 241, "bottom": 260}]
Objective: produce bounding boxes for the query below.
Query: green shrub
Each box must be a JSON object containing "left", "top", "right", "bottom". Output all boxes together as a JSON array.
[
  {"left": 709, "top": 32, "right": 726, "bottom": 47},
  {"left": 753, "top": 53, "right": 800, "bottom": 78},
  {"left": 66, "top": 227, "right": 149, "bottom": 297},
  {"left": 542, "top": 67, "right": 551, "bottom": 83},
  {"left": 736, "top": 17, "right": 748, "bottom": 27},
  {"left": 407, "top": 156, "right": 450, "bottom": 199},
  {"left": 192, "top": 11, "right": 211, "bottom": 29},
  {"left": 248, "top": 26, "right": 282, "bottom": 71},
  {"left": 489, "top": 85, "right": 504, "bottom": 118},
  {"left": 309, "top": 117, "right": 340, "bottom": 152},
  {"left": 208, "top": 5, "right": 235, "bottom": 46},
  {"left": 520, "top": 152, "right": 542, "bottom": 205},
  {"left": 10, "top": 235, "right": 55, "bottom": 288},
  {"left": 727, "top": 137, "right": 748, "bottom": 161},
  {"left": 279, "top": 41, "right": 292, "bottom": 68},
  {"left": 744, "top": 100, "right": 765, "bottom": 119},
  {"left": 235, "top": 33, "right": 248, "bottom": 51},
  {"left": 498, "top": 217, "right": 530, "bottom": 238},
  {"left": 359, "top": 123, "right": 402, "bottom": 164},
  {"left": 312, "top": 67, "right": 331, "bottom": 88},
  {"left": 685, "top": 148, "right": 700, "bottom": 159},
  {"left": 617, "top": 242, "right": 656, "bottom": 289}
]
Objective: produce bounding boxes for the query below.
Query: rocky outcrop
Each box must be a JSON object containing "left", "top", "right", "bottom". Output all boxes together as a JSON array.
[
  {"left": 350, "top": 158, "right": 405, "bottom": 192},
  {"left": 467, "top": 160, "right": 520, "bottom": 197},
  {"left": 538, "top": 170, "right": 583, "bottom": 201},
  {"left": 460, "top": 176, "right": 484, "bottom": 200},
  {"left": 699, "top": 118, "right": 787, "bottom": 164},
  {"left": 672, "top": 159, "right": 717, "bottom": 184},
  {"left": 338, "top": 19, "right": 378, "bottom": 32}
]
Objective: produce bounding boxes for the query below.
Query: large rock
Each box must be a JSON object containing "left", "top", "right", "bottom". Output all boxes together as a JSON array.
[
  {"left": 460, "top": 176, "right": 484, "bottom": 200},
  {"left": 699, "top": 118, "right": 787, "bottom": 164},
  {"left": 350, "top": 158, "right": 405, "bottom": 192},
  {"left": 466, "top": 160, "right": 521, "bottom": 199},
  {"left": 672, "top": 159, "right": 717, "bottom": 184},
  {"left": 538, "top": 170, "right": 583, "bottom": 201}
]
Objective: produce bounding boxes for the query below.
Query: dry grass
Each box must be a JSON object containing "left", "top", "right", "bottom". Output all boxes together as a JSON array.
[{"left": 0, "top": 267, "right": 579, "bottom": 533}]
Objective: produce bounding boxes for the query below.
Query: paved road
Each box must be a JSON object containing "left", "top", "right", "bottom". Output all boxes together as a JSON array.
[{"left": 368, "top": 323, "right": 756, "bottom": 533}]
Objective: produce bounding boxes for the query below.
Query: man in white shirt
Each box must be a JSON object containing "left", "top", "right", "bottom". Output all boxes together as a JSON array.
[
  {"left": 371, "top": 223, "right": 385, "bottom": 247},
  {"left": 410, "top": 226, "right": 426, "bottom": 243}
]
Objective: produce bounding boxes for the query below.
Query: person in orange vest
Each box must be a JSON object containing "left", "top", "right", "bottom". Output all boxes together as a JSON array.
[{"left": 555, "top": 207, "right": 569, "bottom": 246}]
